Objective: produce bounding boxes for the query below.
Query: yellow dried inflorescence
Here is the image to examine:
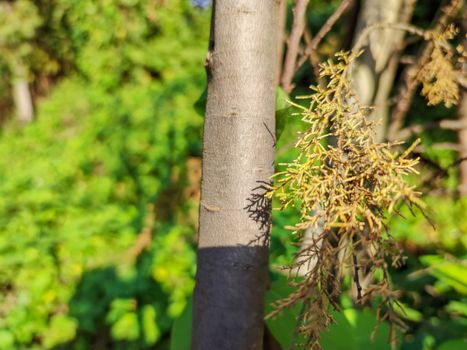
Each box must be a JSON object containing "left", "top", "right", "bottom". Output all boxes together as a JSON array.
[
  {"left": 418, "top": 24, "right": 460, "bottom": 108},
  {"left": 269, "top": 51, "right": 423, "bottom": 349}
]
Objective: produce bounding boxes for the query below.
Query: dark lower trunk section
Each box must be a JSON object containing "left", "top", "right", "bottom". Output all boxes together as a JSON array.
[{"left": 193, "top": 247, "right": 269, "bottom": 350}]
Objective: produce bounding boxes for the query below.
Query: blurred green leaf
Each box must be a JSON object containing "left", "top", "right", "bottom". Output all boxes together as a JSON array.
[
  {"left": 445, "top": 300, "right": 467, "bottom": 317},
  {"left": 420, "top": 256, "right": 467, "bottom": 295},
  {"left": 194, "top": 88, "right": 207, "bottom": 116},
  {"left": 437, "top": 338, "right": 467, "bottom": 350},
  {"left": 393, "top": 302, "right": 423, "bottom": 322},
  {"left": 142, "top": 304, "right": 160, "bottom": 345},
  {"left": 265, "top": 273, "right": 303, "bottom": 348},
  {"left": 111, "top": 312, "right": 139, "bottom": 341},
  {"left": 321, "top": 310, "right": 392, "bottom": 350},
  {"left": 0, "top": 330, "right": 15, "bottom": 349},
  {"left": 275, "top": 87, "right": 292, "bottom": 142},
  {"left": 170, "top": 296, "right": 193, "bottom": 350}
]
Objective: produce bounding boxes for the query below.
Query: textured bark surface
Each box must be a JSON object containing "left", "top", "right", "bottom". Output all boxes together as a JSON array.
[
  {"left": 192, "top": 1, "right": 277, "bottom": 349},
  {"left": 351, "top": 0, "right": 415, "bottom": 142}
]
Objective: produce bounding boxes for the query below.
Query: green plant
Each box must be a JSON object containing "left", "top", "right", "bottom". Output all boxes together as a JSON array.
[{"left": 0, "top": 1, "right": 209, "bottom": 348}]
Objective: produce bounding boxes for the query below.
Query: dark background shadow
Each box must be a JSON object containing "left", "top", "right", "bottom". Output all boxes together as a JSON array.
[{"left": 52, "top": 252, "right": 172, "bottom": 350}]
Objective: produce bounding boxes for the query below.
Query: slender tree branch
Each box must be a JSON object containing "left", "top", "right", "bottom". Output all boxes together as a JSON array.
[
  {"left": 303, "top": 27, "right": 323, "bottom": 86},
  {"left": 400, "top": 0, "right": 418, "bottom": 24},
  {"left": 309, "top": 0, "right": 353, "bottom": 51},
  {"left": 415, "top": 142, "right": 467, "bottom": 153},
  {"left": 352, "top": 253, "right": 362, "bottom": 301},
  {"left": 397, "top": 119, "right": 467, "bottom": 139},
  {"left": 458, "top": 17, "right": 467, "bottom": 196},
  {"left": 127, "top": 204, "right": 156, "bottom": 261},
  {"left": 281, "top": 0, "right": 309, "bottom": 93},
  {"left": 352, "top": 22, "right": 427, "bottom": 55},
  {"left": 275, "top": 0, "right": 288, "bottom": 86},
  {"left": 296, "top": 0, "right": 354, "bottom": 74}
]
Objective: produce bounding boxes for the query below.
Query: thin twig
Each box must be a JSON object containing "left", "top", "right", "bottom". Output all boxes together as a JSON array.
[
  {"left": 352, "top": 253, "right": 362, "bottom": 301},
  {"left": 457, "top": 17, "right": 467, "bottom": 196},
  {"left": 296, "top": 0, "right": 353, "bottom": 73},
  {"left": 303, "top": 28, "right": 323, "bottom": 86},
  {"left": 281, "top": 0, "right": 310, "bottom": 93},
  {"left": 415, "top": 142, "right": 467, "bottom": 153},
  {"left": 397, "top": 119, "right": 467, "bottom": 139},
  {"left": 275, "top": 0, "right": 288, "bottom": 86},
  {"left": 352, "top": 23, "right": 427, "bottom": 55},
  {"left": 309, "top": 0, "right": 353, "bottom": 51},
  {"left": 126, "top": 204, "right": 156, "bottom": 261}
]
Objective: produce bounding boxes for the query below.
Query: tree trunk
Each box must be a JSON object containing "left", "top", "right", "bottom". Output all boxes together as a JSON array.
[
  {"left": 192, "top": 2, "right": 278, "bottom": 350},
  {"left": 351, "top": 0, "right": 416, "bottom": 142},
  {"left": 12, "top": 62, "right": 34, "bottom": 123}
]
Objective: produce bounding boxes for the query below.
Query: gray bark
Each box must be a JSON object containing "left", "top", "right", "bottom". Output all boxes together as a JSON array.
[
  {"left": 12, "top": 63, "right": 34, "bottom": 123},
  {"left": 192, "top": 1, "right": 278, "bottom": 350},
  {"left": 351, "top": 0, "right": 416, "bottom": 142}
]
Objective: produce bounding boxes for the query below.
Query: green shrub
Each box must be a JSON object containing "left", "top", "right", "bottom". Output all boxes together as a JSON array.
[{"left": 0, "top": 1, "right": 209, "bottom": 348}]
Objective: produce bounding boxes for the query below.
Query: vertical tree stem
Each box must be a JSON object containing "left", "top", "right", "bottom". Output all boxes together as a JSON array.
[
  {"left": 458, "top": 16, "right": 467, "bottom": 196},
  {"left": 192, "top": 1, "right": 278, "bottom": 349},
  {"left": 276, "top": 0, "right": 288, "bottom": 86},
  {"left": 281, "top": 0, "right": 309, "bottom": 93}
]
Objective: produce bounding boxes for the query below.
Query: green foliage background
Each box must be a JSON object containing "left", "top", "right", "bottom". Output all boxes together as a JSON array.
[
  {"left": 0, "top": 1, "right": 207, "bottom": 348},
  {"left": 0, "top": 1, "right": 465, "bottom": 349}
]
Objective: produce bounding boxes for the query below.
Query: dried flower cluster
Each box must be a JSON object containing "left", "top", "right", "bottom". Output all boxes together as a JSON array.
[
  {"left": 268, "top": 52, "right": 423, "bottom": 349},
  {"left": 418, "top": 24, "right": 460, "bottom": 107}
]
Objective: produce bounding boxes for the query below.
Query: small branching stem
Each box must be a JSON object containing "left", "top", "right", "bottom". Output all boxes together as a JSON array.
[
  {"left": 281, "top": 0, "right": 309, "bottom": 93},
  {"left": 296, "top": 0, "right": 354, "bottom": 75},
  {"left": 352, "top": 22, "right": 428, "bottom": 56},
  {"left": 352, "top": 253, "right": 362, "bottom": 301}
]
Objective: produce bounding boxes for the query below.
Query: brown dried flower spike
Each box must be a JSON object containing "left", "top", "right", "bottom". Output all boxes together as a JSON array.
[
  {"left": 418, "top": 24, "right": 460, "bottom": 107},
  {"left": 269, "top": 51, "right": 423, "bottom": 349}
]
